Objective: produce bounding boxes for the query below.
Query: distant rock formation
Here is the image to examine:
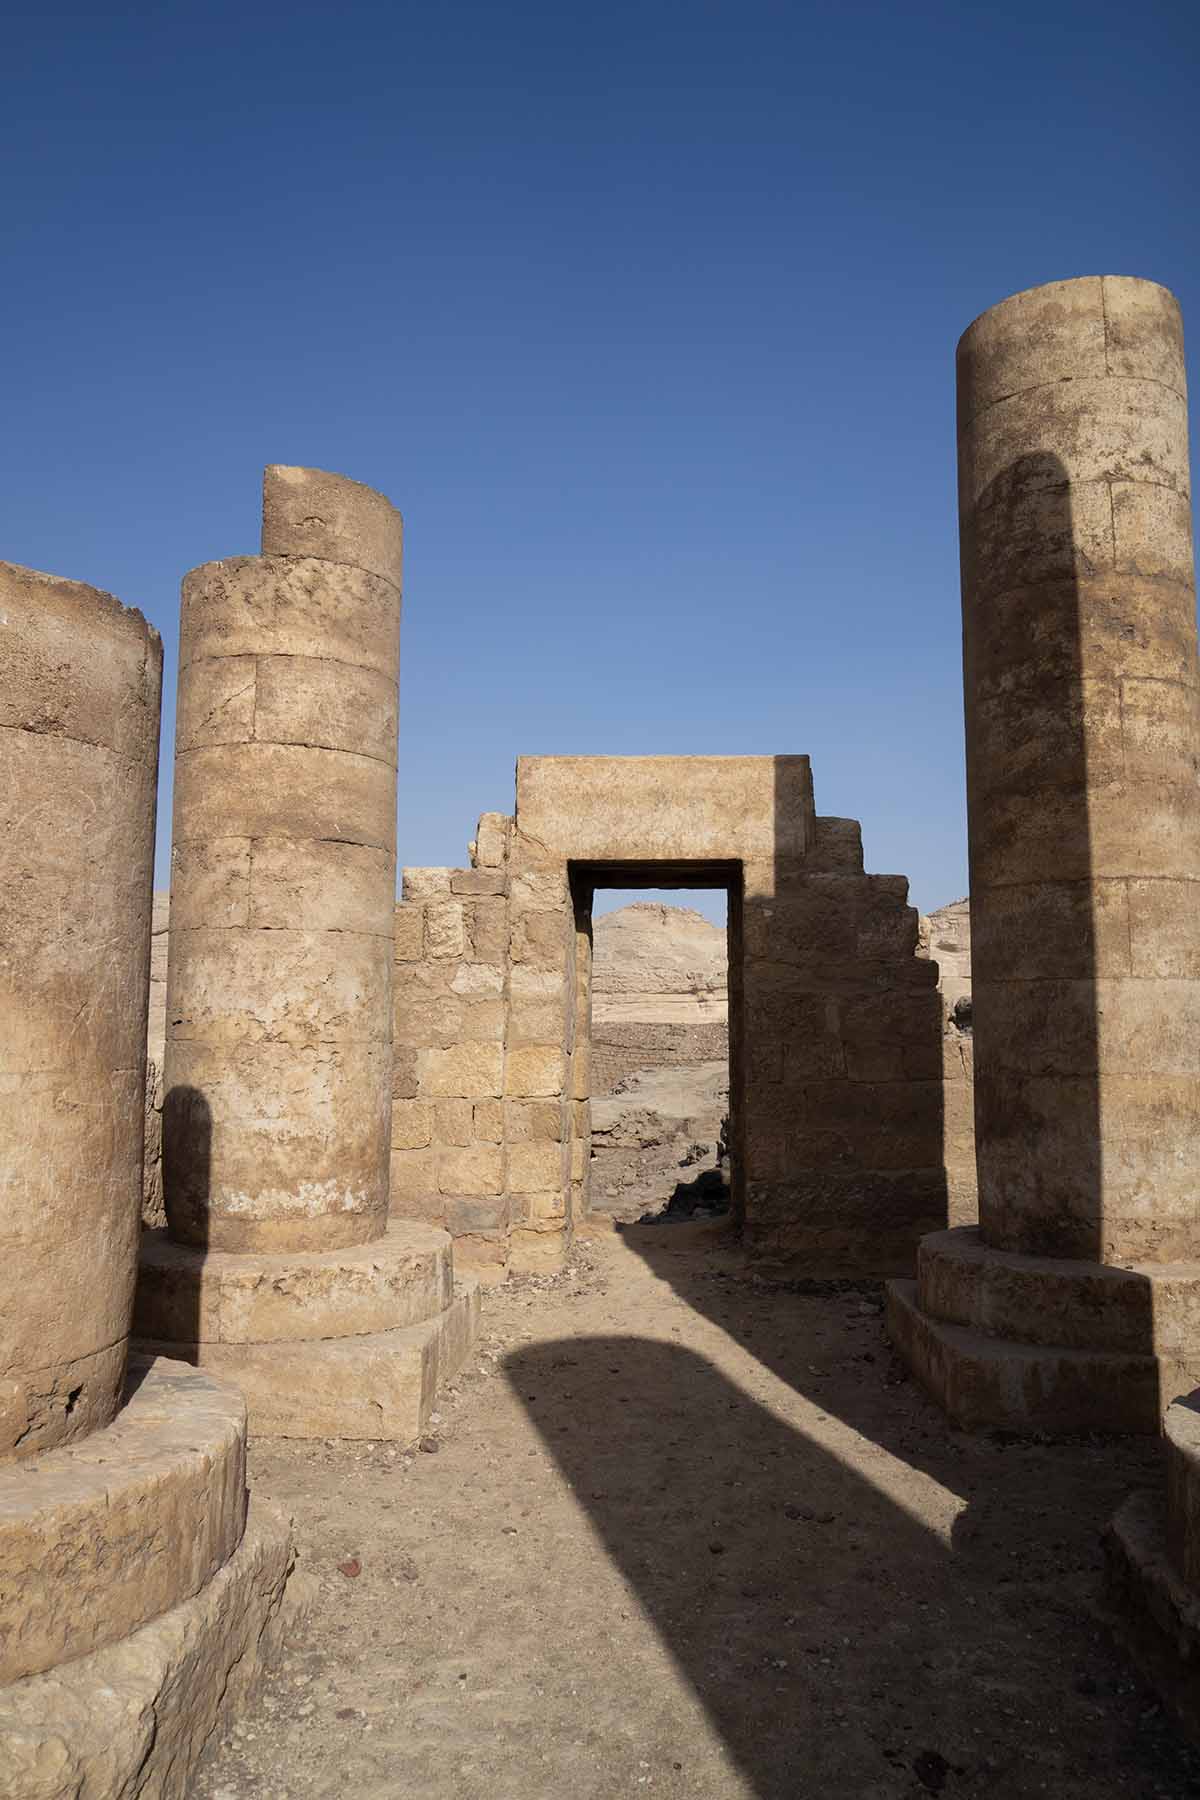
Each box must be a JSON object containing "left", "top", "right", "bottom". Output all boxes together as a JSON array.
[{"left": 589, "top": 903, "right": 729, "bottom": 1215}]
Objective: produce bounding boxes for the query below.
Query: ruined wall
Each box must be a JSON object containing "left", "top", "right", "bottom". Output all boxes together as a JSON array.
[{"left": 919, "top": 898, "right": 976, "bottom": 1220}]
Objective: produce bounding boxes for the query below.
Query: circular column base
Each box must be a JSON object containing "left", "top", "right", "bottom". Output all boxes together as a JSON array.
[
  {"left": 0, "top": 1497, "right": 305, "bottom": 1800},
  {"left": 0, "top": 1355, "right": 247, "bottom": 1684}
]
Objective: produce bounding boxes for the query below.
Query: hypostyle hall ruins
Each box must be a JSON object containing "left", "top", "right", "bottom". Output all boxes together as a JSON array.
[{"left": 3, "top": 273, "right": 1200, "bottom": 1791}]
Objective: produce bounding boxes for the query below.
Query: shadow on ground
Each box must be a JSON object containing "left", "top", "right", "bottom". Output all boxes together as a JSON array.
[{"left": 508, "top": 1235, "right": 1200, "bottom": 1799}]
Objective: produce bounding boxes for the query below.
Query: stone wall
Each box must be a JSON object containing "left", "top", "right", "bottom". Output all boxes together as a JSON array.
[
  {"left": 919, "top": 897, "right": 976, "bottom": 1219},
  {"left": 390, "top": 756, "right": 973, "bottom": 1278}
]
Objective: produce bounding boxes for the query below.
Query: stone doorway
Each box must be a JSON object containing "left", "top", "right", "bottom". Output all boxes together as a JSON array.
[
  {"left": 392, "top": 754, "right": 967, "bottom": 1281},
  {"left": 585, "top": 883, "right": 732, "bottom": 1227},
  {"left": 574, "top": 876, "right": 735, "bottom": 1230}
]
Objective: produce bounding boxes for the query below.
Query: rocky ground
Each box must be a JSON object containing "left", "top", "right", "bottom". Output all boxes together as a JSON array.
[
  {"left": 589, "top": 1061, "right": 729, "bottom": 1218},
  {"left": 197, "top": 1223, "right": 1200, "bottom": 1800}
]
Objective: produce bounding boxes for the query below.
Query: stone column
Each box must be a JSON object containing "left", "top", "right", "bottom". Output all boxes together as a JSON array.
[
  {"left": 164, "top": 465, "right": 403, "bottom": 1251},
  {"left": 137, "top": 468, "right": 480, "bottom": 1438},
  {"left": 888, "top": 277, "right": 1200, "bottom": 1432},
  {"left": 0, "top": 562, "right": 161, "bottom": 1456},
  {"left": 0, "top": 560, "right": 301, "bottom": 1794}
]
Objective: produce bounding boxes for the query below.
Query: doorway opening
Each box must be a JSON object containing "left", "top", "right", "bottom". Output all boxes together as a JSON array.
[{"left": 570, "top": 865, "right": 742, "bottom": 1234}]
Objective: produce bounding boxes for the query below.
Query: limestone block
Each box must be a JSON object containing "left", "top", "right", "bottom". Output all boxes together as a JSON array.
[
  {"left": 509, "top": 864, "right": 569, "bottom": 908},
  {"left": 174, "top": 741, "right": 395, "bottom": 852},
  {"left": 1129, "top": 880, "right": 1200, "bottom": 980},
  {"left": 466, "top": 898, "right": 508, "bottom": 964},
  {"left": 886, "top": 1279, "right": 1188, "bottom": 1434},
  {"left": 474, "top": 1100, "right": 504, "bottom": 1141},
  {"left": 509, "top": 1000, "right": 568, "bottom": 1044},
  {"left": 0, "top": 1358, "right": 245, "bottom": 1683},
  {"left": 505, "top": 1044, "right": 565, "bottom": 1098},
  {"left": 435, "top": 1099, "right": 474, "bottom": 1146},
  {"left": 391, "top": 1099, "right": 433, "bottom": 1149},
  {"left": 1111, "top": 482, "right": 1195, "bottom": 584},
  {"left": 169, "top": 838, "right": 252, "bottom": 929},
  {"left": 810, "top": 817, "right": 865, "bottom": 873},
  {"left": 508, "top": 1141, "right": 564, "bottom": 1194},
  {"left": 455, "top": 997, "right": 506, "bottom": 1042},
  {"left": 134, "top": 1222, "right": 452, "bottom": 1345},
  {"left": 181, "top": 555, "right": 399, "bottom": 677},
  {"left": 389, "top": 1149, "right": 436, "bottom": 1208},
  {"left": 0, "top": 1499, "right": 302, "bottom": 1800},
  {"left": 425, "top": 901, "right": 465, "bottom": 959},
  {"left": 392, "top": 1047, "right": 419, "bottom": 1099},
  {"left": 956, "top": 276, "right": 1108, "bottom": 422},
  {"left": 509, "top": 1228, "right": 568, "bottom": 1273},
  {"left": 141, "top": 1280, "right": 481, "bottom": 1440},
  {"left": 451, "top": 868, "right": 506, "bottom": 896},
  {"left": 451, "top": 963, "right": 504, "bottom": 995},
  {"left": 394, "top": 905, "right": 424, "bottom": 960},
  {"left": 444, "top": 1196, "right": 510, "bottom": 1236},
  {"left": 163, "top": 1038, "right": 391, "bottom": 1253},
  {"left": 403, "top": 867, "right": 452, "bottom": 899},
  {"left": 248, "top": 839, "right": 395, "bottom": 935},
  {"left": 167, "top": 926, "right": 391, "bottom": 1047},
  {"left": 917, "top": 1228, "right": 1200, "bottom": 1355},
  {"left": 175, "top": 653, "right": 256, "bottom": 748},
  {"left": 437, "top": 1145, "right": 503, "bottom": 1197},
  {"left": 253, "top": 655, "right": 398, "bottom": 763},
  {"left": 419, "top": 1043, "right": 503, "bottom": 1099},
  {"left": 514, "top": 755, "right": 814, "bottom": 864},
  {"left": 474, "top": 812, "right": 510, "bottom": 868},
  {"left": 510, "top": 907, "right": 569, "bottom": 969},
  {"left": 505, "top": 1100, "right": 564, "bottom": 1142},
  {"left": 261, "top": 463, "right": 403, "bottom": 586}
]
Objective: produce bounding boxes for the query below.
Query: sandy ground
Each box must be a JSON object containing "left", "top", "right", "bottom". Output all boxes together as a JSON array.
[{"left": 196, "top": 1224, "right": 1200, "bottom": 1800}]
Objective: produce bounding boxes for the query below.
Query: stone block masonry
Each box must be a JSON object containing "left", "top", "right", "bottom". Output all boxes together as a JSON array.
[
  {"left": 394, "top": 757, "right": 974, "bottom": 1278},
  {"left": 0, "top": 557, "right": 302, "bottom": 1793},
  {"left": 135, "top": 467, "right": 479, "bottom": 1435}
]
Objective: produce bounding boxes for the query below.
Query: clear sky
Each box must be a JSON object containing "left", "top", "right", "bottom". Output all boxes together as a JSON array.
[{"left": 4, "top": 0, "right": 1196, "bottom": 923}]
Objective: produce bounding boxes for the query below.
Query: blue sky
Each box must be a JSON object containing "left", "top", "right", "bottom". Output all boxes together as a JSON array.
[{"left": 4, "top": 0, "right": 1196, "bottom": 924}]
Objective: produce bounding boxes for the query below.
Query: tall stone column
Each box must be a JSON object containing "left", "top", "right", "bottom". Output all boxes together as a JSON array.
[
  {"left": 136, "top": 468, "right": 479, "bottom": 1437},
  {"left": 164, "top": 464, "right": 403, "bottom": 1252},
  {"left": 0, "top": 563, "right": 161, "bottom": 1454},
  {"left": 888, "top": 277, "right": 1200, "bottom": 1433},
  {"left": 0, "top": 560, "right": 299, "bottom": 1792}
]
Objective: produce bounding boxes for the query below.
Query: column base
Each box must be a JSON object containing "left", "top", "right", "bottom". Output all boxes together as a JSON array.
[
  {"left": 1104, "top": 1489, "right": 1200, "bottom": 1744},
  {"left": 886, "top": 1227, "right": 1200, "bottom": 1434},
  {"left": 0, "top": 1497, "right": 306, "bottom": 1799},
  {"left": 134, "top": 1220, "right": 481, "bottom": 1439},
  {"left": 139, "top": 1277, "right": 480, "bottom": 1440}
]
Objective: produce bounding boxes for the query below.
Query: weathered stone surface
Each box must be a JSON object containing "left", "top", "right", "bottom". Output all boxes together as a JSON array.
[
  {"left": 1104, "top": 1487, "right": 1200, "bottom": 1745},
  {"left": 0, "top": 1498, "right": 304, "bottom": 1800},
  {"left": 163, "top": 471, "right": 400, "bottom": 1259},
  {"left": 515, "top": 754, "right": 814, "bottom": 864},
  {"left": 960, "top": 277, "right": 1198, "bottom": 1264},
  {"left": 886, "top": 1279, "right": 1182, "bottom": 1434},
  {"left": 135, "top": 1222, "right": 452, "bottom": 1345},
  {"left": 0, "top": 561, "right": 161, "bottom": 1457},
  {"left": 141, "top": 1279, "right": 480, "bottom": 1440},
  {"left": 0, "top": 1357, "right": 246, "bottom": 1683},
  {"left": 261, "top": 463, "right": 403, "bottom": 587},
  {"left": 917, "top": 1227, "right": 1200, "bottom": 1355}
]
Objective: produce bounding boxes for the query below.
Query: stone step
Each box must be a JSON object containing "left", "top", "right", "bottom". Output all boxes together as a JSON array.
[
  {"left": 0, "top": 1496, "right": 304, "bottom": 1799},
  {"left": 0, "top": 1356, "right": 246, "bottom": 1684},
  {"left": 135, "top": 1219, "right": 454, "bottom": 1346},
  {"left": 139, "top": 1276, "right": 481, "bottom": 1441}
]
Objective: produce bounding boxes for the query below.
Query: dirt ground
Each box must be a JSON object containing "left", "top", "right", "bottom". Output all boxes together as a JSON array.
[{"left": 196, "top": 1223, "right": 1200, "bottom": 1800}]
